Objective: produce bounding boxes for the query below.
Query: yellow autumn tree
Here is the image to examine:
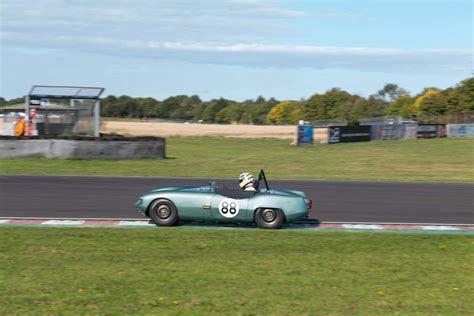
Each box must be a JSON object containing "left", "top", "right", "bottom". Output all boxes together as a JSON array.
[
  {"left": 267, "top": 101, "right": 304, "bottom": 124},
  {"left": 267, "top": 101, "right": 291, "bottom": 123},
  {"left": 412, "top": 89, "right": 440, "bottom": 116}
]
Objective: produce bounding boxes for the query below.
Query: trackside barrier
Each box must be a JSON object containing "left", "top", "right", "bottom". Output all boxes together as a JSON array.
[
  {"left": 0, "top": 122, "right": 16, "bottom": 136},
  {"left": 370, "top": 124, "right": 405, "bottom": 141},
  {"left": 404, "top": 124, "right": 418, "bottom": 139},
  {"left": 296, "top": 125, "right": 313, "bottom": 145},
  {"left": 447, "top": 124, "right": 474, "bottom": 137},
  {"left": 417, "top": 124, "right": 447, "bottom": 138},
  {"left": 370, "top": 124, "right": 418, "bottom": 141},
  {"left": 328, "top": 126, "right": 371, "bottom": 144},
  {"left": 313, "top": 127, "right": 329, "bottom": 144},
  {"left": 297, "top": 123, "right": 469, "bottom": 144}
]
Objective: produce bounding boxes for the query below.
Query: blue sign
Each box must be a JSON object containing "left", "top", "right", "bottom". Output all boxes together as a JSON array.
[{"left": 297, "top": 125, "right": 313, "bottom": 145}]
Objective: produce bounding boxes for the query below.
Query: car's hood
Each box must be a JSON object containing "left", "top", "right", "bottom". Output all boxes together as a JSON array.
[{"left": 143, "top": 185, "right": 208, "bottom": 195}]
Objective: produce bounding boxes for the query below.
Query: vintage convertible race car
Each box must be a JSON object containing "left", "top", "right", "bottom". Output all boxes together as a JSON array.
[{"left": 135, "top": 170, "right": 313, "bottom": 229}]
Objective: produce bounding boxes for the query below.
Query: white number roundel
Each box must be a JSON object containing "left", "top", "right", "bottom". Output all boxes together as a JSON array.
[{"left": 218, "top": 199, "right": 240, "bottom": 218}]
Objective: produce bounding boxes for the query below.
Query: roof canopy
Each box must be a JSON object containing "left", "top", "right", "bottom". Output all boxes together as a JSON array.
[{"left": 28, "top": 85, "right": 105, "bottom": 100}]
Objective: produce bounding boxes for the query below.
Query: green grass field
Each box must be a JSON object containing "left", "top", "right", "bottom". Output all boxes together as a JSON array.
[
  {"left": 0, "top": 227, "right": 473, "bottom": 315},
  {"left": 1, "top": 137, "right": 473, "bottom": 181}
]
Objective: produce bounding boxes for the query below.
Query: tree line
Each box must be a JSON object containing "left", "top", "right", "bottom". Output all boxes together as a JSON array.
[{"left": 1, "top": 78, "right": 472, "bottom": 124}]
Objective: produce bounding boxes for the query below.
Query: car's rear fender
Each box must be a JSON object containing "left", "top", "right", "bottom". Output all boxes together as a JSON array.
[
  {"left": 253, "top": 207, "right": 286, "bottom": 223},
  {"left": 248, "top": 195, "right": 308, "bottom": 222}
]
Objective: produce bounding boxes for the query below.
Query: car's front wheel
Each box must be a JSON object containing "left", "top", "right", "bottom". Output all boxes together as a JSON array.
[
  {"left": 148, "top": 199, "right": 178, "bottom": 226},
  {"left": 254, "top": 208, "right": 284, "bottom": 229}
]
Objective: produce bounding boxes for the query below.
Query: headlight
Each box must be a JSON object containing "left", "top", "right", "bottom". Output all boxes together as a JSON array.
[{"left": 135, "top": 197, "right": 143, "bottom": 206}]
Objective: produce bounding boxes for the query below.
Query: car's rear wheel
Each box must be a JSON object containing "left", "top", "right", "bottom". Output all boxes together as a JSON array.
[
  {"left": 148, "top": 199, "right": 178, "bottom": 226},
  {"left": 254, "top": 208, "right": 284, "bottom": 229}
]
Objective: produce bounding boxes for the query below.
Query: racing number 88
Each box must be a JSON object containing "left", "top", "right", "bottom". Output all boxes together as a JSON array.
[{"left": 221, "top": 201, "right": 237, "bottom": 214}]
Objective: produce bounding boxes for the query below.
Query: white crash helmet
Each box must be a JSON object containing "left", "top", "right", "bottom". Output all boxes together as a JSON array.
[{"left": 239, "top": 172, "right": 254, "bottom": 190}]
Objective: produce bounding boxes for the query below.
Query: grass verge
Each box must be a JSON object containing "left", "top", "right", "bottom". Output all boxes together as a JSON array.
[
  {"left": 1, "top": 137, "right": 473, "bottom": 182},
  {"left": 1, "top": 227, "right": 473, "bottom": 314}
]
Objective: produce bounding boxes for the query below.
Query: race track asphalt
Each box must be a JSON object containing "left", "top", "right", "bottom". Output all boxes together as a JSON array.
[{"left": 1, "top": 175, "right": 473, "bottom": 224}]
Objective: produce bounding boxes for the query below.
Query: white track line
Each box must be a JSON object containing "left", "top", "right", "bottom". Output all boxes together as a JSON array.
[
  {"left": 342, "top": 224, "right": 384, "bottom": 230},
  {"left": 42, "top": 220, "right": 86, "bottom": 225},
  {"left": 421, "top": 225, "right": 460, "bottom": 231},
  {"left": 118, "top": 221, "right": 152, "bottom": 226}
]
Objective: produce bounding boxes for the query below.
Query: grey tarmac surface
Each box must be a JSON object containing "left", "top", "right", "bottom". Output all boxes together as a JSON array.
[{"left": 1, "top": 175, "right": 473, "bottom": 224}]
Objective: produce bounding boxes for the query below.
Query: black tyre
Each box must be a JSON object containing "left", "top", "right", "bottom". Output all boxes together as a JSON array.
[
  {"left": 148, "top": 199, "right": 178, "bottom": 226},
  {"left": 254, "top": 208, "right": 284, "bottom": 229}
]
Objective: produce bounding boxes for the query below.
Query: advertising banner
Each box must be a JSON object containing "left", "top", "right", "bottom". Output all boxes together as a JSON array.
[
  {"left": 417, "top": 124, "right": 447, "bottom": 138},
  {"left": 437, "top": 125, "right": 447, "bottom": 137},
  {"left": 313, "top": 127, "right": 329, "bottom": 144},
  {"left": 296, "top": 125, "right": 313, "bottom": 145},
  {"left": 403, "top": 124, "right": 418, "bottom": 139},
  {"left": 370, "top": 124, "right": 405, "bottom": 141},
  {"left": 448, "top": 124, "right": 474, "bottom": 137},
  {"left": 329, "top": 126, "right": 371, "bottom": 144}
]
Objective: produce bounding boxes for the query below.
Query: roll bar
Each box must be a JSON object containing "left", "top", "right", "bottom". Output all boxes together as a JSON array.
[{"left": 255, "top": 169, "right": 270, "bottom": 191}]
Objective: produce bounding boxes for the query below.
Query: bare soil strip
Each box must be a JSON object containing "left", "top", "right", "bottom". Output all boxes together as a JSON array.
[{"left": 102, "top": 121, "right": 295, "bottom": 139}]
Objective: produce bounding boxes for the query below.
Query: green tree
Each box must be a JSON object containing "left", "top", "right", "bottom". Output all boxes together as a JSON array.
[
  {"left": 419, "top": 93, "right": 448, "bottom": 116},
  {"left": 304, "top": 88, "right": 358, "bottom": 121},
  {"left": 253, "top": 97, "right": 279, "bottom": 124},
  {"left": 444, "top": 78, "right": 474, "bottom": 113},
  {"left": 385, "top": 95, "right": 414, "bottom": 117},
  {"left": 236, "top": 100, "right": 257, "bottom": 124},
  {"left": 169, "top": 95, "right": 201, "bottom": 120},
  {"left": 349, "top": 96, "right": 387, "bottom": 123},
  {"left": 377, "top": 83, "right": 408, "bottom": 102},
  {"left": 139, "top": 97, "right": 161, "bottom": 118},
  {"left": 215, "top": 102, "right": 242, "bottom": 123},
  {"left": 6, "top": 97, "right": 25, "bottom": 105},
  {"left": 201, "top": 98, "right": 229, "bottom": 122}
]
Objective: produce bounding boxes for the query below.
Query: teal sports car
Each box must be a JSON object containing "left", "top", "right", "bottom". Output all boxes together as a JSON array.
[{"left": 135, "top": 170, "right": 313, "bottom": 229}]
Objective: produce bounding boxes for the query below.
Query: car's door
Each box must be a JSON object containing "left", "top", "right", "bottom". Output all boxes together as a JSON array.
[
  {"left": 169, "top": 188, "right": 214, "bottom": 221},
  {"left": 209, "top": 194, "right": 250, "bottom": 221}
]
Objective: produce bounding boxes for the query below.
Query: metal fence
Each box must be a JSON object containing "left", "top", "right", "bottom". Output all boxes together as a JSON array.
[
  {"left": 308, "top": 119, "right": 348, "bottom": 127},
  {"left": 358, "top": 116, "right": 415, "bottom": 126}
]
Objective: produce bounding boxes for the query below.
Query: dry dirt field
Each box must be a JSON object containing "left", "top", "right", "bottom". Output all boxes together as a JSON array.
[{"left": 102, "top": 120, "right": 295, "bottom": 139}]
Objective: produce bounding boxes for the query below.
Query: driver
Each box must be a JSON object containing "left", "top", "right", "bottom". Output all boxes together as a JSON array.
[{"left": 239, "top": 172, "right": 256, "bottom": 191}]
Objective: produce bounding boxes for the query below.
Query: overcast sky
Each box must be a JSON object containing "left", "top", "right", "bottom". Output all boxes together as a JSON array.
[{"left": 0, "top": 0, "right": 472, "bottom": 100}]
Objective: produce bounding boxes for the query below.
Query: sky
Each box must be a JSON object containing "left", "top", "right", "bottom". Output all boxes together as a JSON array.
[{"left": 0, "top": 0, "right": 472, "bottom": 101}]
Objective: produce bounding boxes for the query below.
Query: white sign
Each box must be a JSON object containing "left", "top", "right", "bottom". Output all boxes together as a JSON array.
[
  {"left": 329, "top": 127, "right": 340, "bottom": 143},
  {"left": 218, "top": 199, "right": 240, "bottom": 218}
]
